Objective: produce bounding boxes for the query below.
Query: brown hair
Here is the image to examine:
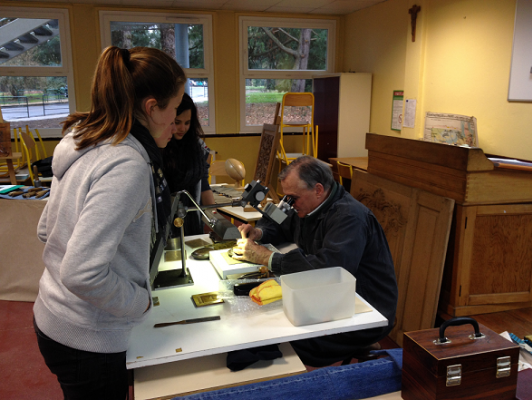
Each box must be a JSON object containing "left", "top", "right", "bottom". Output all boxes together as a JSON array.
[{"left": 63, "top": 46, "right": 186, "bottom": 150}]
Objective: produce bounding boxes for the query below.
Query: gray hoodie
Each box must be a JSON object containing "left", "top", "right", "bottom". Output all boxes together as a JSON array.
[{"left": 34, "top": 131, "right": 154, "bottom": 353}]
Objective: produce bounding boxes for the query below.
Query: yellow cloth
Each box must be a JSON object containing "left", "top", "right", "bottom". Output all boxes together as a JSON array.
[{"left": 249, "top": 279, "right": 282, "bottom": 306}]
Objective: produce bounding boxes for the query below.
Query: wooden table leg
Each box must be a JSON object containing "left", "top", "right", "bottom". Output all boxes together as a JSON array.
[{"left": 6, "top": 159, "right": 16, "bottom": 184}]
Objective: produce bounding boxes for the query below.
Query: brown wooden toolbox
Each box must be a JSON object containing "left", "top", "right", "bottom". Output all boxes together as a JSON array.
[{"left": 402, "top": 317, "right": 520, "bottom": 400}]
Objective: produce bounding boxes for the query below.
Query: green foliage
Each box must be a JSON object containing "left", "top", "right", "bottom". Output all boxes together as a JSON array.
[
  {"left": 275, "top": 79, "right": 292, "bottom": 92},
  {"left": 31, "top": 36, "right": 62, "bottom": 66},
  {"left": 247, "top": 26, "right": 328, "bottom": 71},
  {"left": 111, "top": 25, "right": 161, "bottom": 49},
  {"left": 110, "top": 22, "right": 204, "bottom": 68},
  {"left": 0, "top": 76, "right": 67, "bottom": 100},
  {"left": 3, "top": 36, "right": 61, "bottom": 67},
  {"left": 308, "top": 29, "right": 328, "bottom": 70},
  {"left": 188, "top": 25, "right": 204, "bottom": 69}
]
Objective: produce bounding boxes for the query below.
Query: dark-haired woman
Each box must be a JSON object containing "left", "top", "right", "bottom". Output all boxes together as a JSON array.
[
  {"left": 162, "top": 93, "right": 214, "bottom": 235},
  {"left": 33, "top": 46, "right": 185, "bottom": 400}
]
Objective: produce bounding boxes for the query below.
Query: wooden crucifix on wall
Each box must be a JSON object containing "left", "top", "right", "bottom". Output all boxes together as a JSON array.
[{"left": 409, "top": 5, "right": 421, "bottom": 42}]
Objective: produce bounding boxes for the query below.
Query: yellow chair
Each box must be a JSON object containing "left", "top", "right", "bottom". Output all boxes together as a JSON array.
[
  {"left": 276, "top": 92, "right": 318, "bottom": 169},
  {"left": 25, "top": 125, "right": 48, "bottom": 160},
  {"left": 19, "top": 131, "right": 52, "bottom": 186},
  {"left": 336, "top": 161, "right": 353, "bottom": 187}
]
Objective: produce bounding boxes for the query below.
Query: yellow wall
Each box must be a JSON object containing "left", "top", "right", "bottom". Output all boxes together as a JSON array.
[
  {"left": 212, "top": 11, "right": 239, "bottom": 134},
  {"left": 343, "top": 0, "right": 409, "bottom": 138},
  {"left": 344, "top": 0, "right": 531, "bottom": 160}
]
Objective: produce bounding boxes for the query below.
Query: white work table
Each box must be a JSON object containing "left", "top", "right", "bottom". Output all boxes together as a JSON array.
[{"left": 126, "top": 234, "right": 388, "bottom": 369}]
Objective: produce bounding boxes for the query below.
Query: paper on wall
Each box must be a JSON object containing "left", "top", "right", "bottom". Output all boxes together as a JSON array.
[
  {"left": 403, "top": 99, "right": 417, "bottom": 128},
  {"left": 424, "top": 112, "right": 479, "bottom": 147}
]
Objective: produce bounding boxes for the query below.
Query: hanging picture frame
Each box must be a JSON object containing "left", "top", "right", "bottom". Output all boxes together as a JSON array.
[{"left": 508, "top": 0, "right": 532, "bottom": 101}]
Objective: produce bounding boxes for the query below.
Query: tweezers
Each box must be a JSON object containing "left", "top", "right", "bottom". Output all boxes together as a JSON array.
[{"left": 154, "top": 316, "right": 220, "bottom": 328}]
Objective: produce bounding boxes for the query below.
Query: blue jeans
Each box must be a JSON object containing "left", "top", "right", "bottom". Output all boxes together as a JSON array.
[{"left": 33, "top": 318, "right": 128, "bottom": 400}]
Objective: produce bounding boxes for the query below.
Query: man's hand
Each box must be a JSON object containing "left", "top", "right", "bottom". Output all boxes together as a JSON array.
[
  {"left": 238, "top": 224, "right": 262, "bottom": 241},
  {"left": 232, "top": 239, "right": 271, "bottom": 266}
]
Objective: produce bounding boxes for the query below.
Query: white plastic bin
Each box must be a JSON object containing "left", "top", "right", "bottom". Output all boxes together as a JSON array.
[{"left": 281, "top": 267, "right": 357, "bottom": 326}]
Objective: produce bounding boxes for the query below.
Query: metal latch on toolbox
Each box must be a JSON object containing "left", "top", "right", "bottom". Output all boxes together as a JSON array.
[
  {"left": 496, "top": 356, "right": 512, "bottom": 378},
  {"left": 446, "top": 364, "right": 462, "bottom": 387}
]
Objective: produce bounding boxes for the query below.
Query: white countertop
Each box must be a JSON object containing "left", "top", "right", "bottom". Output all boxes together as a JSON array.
[{"left": 126, "top": 235, "right": 388, "bottom": 369}]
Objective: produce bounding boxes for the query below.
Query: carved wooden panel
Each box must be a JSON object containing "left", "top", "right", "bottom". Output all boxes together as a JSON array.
[
  {"left": 253, "top": 124, "right": 279, "bottom": 183},
  {"left": 254, "top": 134, "right": 274, "bottom": 182},
  {"left": 351, "top": 170, "right": 454, "bottom": 346},
  {"left": 253, "top": 124, "right": 280, "bottom": 202}
]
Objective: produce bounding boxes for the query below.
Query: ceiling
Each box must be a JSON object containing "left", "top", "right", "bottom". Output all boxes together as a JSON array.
[{"left": 13, "top": 0, "right": 387, "bottom": 16}]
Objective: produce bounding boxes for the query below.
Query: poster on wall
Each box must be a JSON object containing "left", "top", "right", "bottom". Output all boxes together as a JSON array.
[
  {"left": 508, "top": 0, "right": 532, "bottom": 101},
  {"left": 423, "top": 112, "right": 479, "bottom": 147},
  {"left": 391, "top": 90, "right": 403, "bottom": 131}
]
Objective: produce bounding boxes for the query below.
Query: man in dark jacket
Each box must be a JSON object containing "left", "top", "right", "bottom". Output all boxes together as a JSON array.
[{"left": 236, "top": 156, "right": 398, "bottom": 367}]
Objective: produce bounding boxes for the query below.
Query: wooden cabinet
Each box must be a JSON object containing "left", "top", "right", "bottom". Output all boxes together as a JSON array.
[
  {"left": 313, "top": 73, "right": 371, "bottom": 162},
  {"left": 351, "top": 170, "right": 454, "bottom": 346},
  {"left": 441, "top": 203, "right": 532, "bottom": 316},
  {"left": 365, "top": 133, "right": 532, "bottom": 317}
]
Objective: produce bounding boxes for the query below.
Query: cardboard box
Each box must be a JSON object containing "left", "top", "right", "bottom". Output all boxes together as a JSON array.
[
  {"left": 281, "top": 267, "right": 356, "bottom": 326},
  {"left": 402, "top": 318, "right": 520, "bottom": 400}
]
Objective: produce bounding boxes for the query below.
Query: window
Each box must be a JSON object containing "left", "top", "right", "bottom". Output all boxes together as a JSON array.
[
  {"left": 239, "top": 16, "right": 336, "bottom": 132},
  {"left": 0, "top": 7, "right": 75, "bottom": 138},
  {"left": 100, "top": 11, "right": 215, "bottom": 134}
]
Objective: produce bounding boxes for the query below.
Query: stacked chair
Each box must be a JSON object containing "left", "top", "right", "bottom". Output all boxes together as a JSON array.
[{"left": 275, "top": 92, "right": 318, "bottom": 171}]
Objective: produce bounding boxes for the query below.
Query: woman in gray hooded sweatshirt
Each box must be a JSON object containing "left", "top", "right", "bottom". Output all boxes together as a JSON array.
[{"left": 33, "top": 46, "right": 186, "bottom": 400}]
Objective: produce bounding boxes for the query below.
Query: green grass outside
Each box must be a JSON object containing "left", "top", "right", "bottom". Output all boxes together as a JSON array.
[{"left": 245, "top": 92, "right": 284, "bottom": 104}]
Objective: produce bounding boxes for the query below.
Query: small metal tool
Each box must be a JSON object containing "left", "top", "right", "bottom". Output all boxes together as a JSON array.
[{"left": 153, "top": 315, "right": 220, "bottom": 328}]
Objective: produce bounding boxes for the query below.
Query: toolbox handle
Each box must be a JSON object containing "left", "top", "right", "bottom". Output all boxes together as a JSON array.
[{"left": 435, "top": 317, "right": 485, "bottom": 345}]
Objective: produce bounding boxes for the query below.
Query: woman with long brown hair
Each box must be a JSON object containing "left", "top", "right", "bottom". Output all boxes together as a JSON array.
[
  {"left": 162, "top": 93, "right": 214, "bottom": 235},
  {"left": 33, "top": 46, "right": 185, "bottom": 399}
]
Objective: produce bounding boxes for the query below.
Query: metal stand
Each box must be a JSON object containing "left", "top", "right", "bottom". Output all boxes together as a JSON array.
[{"left": 152, "top": 199, "right": 194, "bottom": 290}]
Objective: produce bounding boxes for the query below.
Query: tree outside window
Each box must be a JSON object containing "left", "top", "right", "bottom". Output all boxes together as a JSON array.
[
  {"left": 109, "top": 22, "right": 208, "bottom": 126},
  {"left": 240, "top": 17, "right": 336, "bottom": 132},
  {"left": 100, "top": 12, "right": 214, "bottom": 133}
]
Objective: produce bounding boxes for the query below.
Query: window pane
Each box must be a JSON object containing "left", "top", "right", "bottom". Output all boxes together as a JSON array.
[
  {"left": 0, "top": 76, "right": 69, "bottom": 130},
  {"left": 110, "top": 21, "right": 204, "bottom": 68},
  {"left": 187, "top": 78, "right": 208, "bottom": 127},
  {"left": 0, "top": 18, "right": 62, "bottom": 67},
  {"left": 247, "top": 26, "right": 327, "bottom": 71},
  {"left": 245, "top": 78, "right": 312, "bottom": 126}
]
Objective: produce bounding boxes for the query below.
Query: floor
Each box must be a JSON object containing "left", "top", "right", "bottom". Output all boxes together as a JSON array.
[
  {"left": 0, "top": 300, "right": 62, "bottom": 400},
  {"left": 2, "top": 299, "right": 530, "bottom": 399}
]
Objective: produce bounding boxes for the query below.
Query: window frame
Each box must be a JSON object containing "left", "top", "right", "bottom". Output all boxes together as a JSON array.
[
  {"left": 0, "top": 6, "right": 76, "bottom": 138},
  {"left": 99, "top": 11, "right": 215, "bottom": 134},
  {"left": 239, "top": 16, "right": 336, "bottom": 133}
]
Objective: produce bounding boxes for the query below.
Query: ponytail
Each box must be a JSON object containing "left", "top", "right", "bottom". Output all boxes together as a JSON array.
[{"left": 63, "top": 46, "right": 186, "bottom": 150}]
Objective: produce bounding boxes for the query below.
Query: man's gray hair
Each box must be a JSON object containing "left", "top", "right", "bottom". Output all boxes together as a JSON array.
[{"left": 279, "top": 156, "right": 334, "bottom": 191}]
